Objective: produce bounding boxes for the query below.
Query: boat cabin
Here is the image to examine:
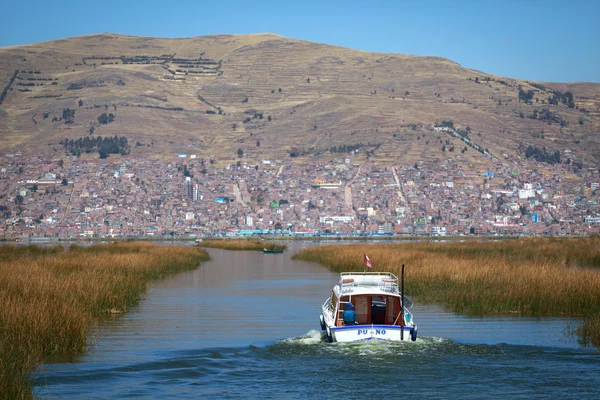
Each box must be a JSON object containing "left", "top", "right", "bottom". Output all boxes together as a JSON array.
[{"left": 330, "top": 272, "right": 410, "bottom": 327}]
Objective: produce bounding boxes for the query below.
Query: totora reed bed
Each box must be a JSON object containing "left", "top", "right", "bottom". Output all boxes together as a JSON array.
[
  {"left": 198, "top": 239, "right": 287, "bottom": 252},
  {"left": 0, "top": 242, "right": 209, "bottom": 399},
  {"left": 292, "top": 237, "right": 600, "bottom": 349}
]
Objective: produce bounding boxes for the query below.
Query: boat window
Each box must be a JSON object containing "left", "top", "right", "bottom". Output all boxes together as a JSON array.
[
  {"left": 372, "top": 295, "right": 386, "bottom": 307},
  {"left": 371, "top": 296, "right": 386, "bottom": 324}
]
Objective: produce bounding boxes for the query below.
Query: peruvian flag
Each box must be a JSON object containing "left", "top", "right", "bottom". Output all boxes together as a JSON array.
[{"left": 364, "top": 253, "right": 373, "bottom": 269}]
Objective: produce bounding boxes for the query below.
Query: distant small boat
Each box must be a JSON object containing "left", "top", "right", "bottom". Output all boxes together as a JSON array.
[{"left": 262, "top": 248, "right": 284, "bottom": 254}]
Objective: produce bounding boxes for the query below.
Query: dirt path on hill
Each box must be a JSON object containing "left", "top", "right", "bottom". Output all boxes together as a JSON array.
[
  {"left": 344, "top": 164, "right": 361, "bottom": 212},
  {"left": 233, "top": 182, "right": 247, "bottom": 207},
  {"left": 392, "top": 166, "right": 408, "bottom": 210}
]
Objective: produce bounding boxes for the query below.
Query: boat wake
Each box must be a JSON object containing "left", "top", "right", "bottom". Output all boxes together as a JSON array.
[
  {"left": 276, "top": 329, "right": 326, "bottom": 345},
  {"left": 277, "top": 330, "right": 450, "bottom": 347},
  {"left": 271, "top": 330, "right": 459, "bottom": 358}
]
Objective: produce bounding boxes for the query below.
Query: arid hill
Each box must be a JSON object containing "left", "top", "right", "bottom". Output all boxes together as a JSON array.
[{"left": 0, "top": 33, "right": 598, "bottom": 167}]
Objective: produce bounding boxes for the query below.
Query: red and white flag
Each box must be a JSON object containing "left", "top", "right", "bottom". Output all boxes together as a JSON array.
[{"left": 364, "top": 253, "right": 373, "bottom": 269}]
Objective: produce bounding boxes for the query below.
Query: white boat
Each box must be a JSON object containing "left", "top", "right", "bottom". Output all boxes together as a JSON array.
[{"left": 319, "top": 268, "right": 417, "bottom": 342}]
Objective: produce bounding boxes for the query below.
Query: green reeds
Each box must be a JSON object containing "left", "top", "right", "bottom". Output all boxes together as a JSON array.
[
  {"left": 198, "top": 239, "right": 287, "bottom": 251},
  {"left": 0, "top": 242, "right": 209, "bottom": 399},
  {"left": 293, "top": 237, "right": 600, "bottom": 348}
]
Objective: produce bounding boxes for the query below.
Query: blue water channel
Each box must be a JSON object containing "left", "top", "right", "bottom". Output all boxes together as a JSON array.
[{"left": 34, "top": 243, "right": 599, "bottom": 399}]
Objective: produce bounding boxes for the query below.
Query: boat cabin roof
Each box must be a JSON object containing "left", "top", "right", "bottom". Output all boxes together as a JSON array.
[{"left": 334, "top": 271, "right": 400, "bottom": 297}]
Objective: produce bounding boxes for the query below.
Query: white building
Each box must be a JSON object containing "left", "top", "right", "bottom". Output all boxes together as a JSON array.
[
  {"left": 193, "top": 184, "right": 199, "bottom": 202},
  {"left": 319, "top": 215, "right": 355, "bottom": 224},
  {"left": 431, "top": 226, "right": 446, "bottom": 236},
  {"left": 518, "top": 187, "right": 535, "bottom": 199}
]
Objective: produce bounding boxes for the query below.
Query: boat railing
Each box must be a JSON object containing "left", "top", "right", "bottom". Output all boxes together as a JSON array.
[
  {"left": 378, "top": 278, "right": 398, "bottom": 293},
  {"left": 340, "top": 271, "right": 399, "bottom": 279},
  {"left": 392, "top": 308, "right": 414, "bottom": 326},
  {"left": 322, "top": 297, "right": 334, "bottom": 313},
  {"left": 339, "top": 271, "right": 399, "bottom": 293},
  {"left": 340, "top": 278, "right": 356, "bottom": 293}
]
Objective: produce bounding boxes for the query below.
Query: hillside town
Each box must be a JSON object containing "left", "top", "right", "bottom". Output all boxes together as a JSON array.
[{"left": 1, "top": 147, "right": 599, "bottom": 241}]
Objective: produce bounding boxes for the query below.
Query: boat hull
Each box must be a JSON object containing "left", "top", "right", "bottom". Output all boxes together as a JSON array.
[{"left": 329, "top": 324, "right": 417, "bottom": 342}]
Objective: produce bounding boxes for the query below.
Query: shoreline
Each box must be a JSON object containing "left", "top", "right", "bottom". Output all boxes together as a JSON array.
[{"left": 5, "top": 234, "right": 526, "bottom": 244}]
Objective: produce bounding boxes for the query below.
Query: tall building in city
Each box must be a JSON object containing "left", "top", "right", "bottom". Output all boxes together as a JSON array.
[
  {"left": 193, "top": 184, "right": 199, "bottom": 202},
  {"left": 185, "top": 177, "right": 192, "bottom": 199}
]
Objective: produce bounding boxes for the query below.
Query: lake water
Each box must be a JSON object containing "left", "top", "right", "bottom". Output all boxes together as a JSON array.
[{"left": 34, "top": 243, "right": 599, "bottom": 399}]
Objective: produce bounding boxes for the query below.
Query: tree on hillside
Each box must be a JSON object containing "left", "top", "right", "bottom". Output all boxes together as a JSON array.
[
  {"left": 97, "top": 113, "right": 115, "bottom": 125},
  {"left": 237, "top": 148, "right": 244, "bottom": 158},
  {"left": 518, "top": 89, "right": 534, "bottom": 103},
  {"left": 440, "top": 120, "right": 454, "bottom": 129},
  {"left": 63, "top": 108, "right": 75, "bottom": 124}
]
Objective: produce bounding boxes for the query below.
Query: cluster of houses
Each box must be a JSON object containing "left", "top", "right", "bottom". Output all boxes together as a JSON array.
[{"left": 0, "top": 149, "right": 599, "bottom": 240}]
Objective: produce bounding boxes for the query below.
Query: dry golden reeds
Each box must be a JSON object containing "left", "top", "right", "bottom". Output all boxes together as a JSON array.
[
  {"left": 198, "top": 239, "right": 286, "bottom": 251},
  {"left": 0, "top": 242, "right": 209, "bottom": 399},
  {"left": 293, "top": 237, "right": 600, "bottom": 347}
]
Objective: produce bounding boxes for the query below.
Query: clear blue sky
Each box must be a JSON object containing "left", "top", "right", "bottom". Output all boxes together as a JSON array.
[{"left": 1, "top": 0, "right": 598, "bottom": 82}]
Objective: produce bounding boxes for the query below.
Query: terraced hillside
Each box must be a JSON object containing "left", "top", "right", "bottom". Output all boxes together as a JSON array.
[{"left": 0, "top": 33, "right": 598, "bottom": 166}]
